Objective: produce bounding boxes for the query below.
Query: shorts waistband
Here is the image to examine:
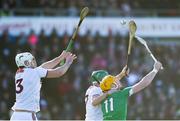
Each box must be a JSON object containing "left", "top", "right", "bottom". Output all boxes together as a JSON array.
[{"left": 13, "top": 109, "right": 36, "bottom": 114}]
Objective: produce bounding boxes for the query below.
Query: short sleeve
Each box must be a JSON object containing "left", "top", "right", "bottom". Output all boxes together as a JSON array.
[
  {"left": 90, "top": 87, "right": 103, "bottom": 104},
  {"left": 90, "top": 87, "right": 102, "bottom": 96},
  {"left": 121, "top": 87, "right": 132, "bottom": 97},
  {"left": 129, "top": 88, "right": 134, "bottom": 96},
  {"left": 35, "top": 67, "right": 48, "bottom": 78}
]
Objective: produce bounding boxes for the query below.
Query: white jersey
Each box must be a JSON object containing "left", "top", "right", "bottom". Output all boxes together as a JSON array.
[
  {"left": 12, "top": 66, "right": 48, "bottom": 112},
  {"left": 85, "top": 85, "right": 103, "bottom": 121}
]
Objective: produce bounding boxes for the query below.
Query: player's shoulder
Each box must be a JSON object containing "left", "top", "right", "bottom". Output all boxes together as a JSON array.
[
  {"left": 122, "top": 86, "right": 132, "bottom": 91},
  {"left": 119, "top": 86, "right": 132, "bottom": 93},
  {"left": 34, "top": 66, "right": 43, "bottom": 70},
  {"left": 22, "top": 67, "right": 44, "bottom": 74},
  {"left": 86, "top": 86, "right": 92, "bottom": 94},
  {"left": 86, "top": 85, "right": 102, "bottom": 95},
  {"left": 32, "top": 66, "right": 47, "bottom": 73},
  {"left": 87, "top": 85, "right": 93, "bottom": 90},
  {"left": 90, "top": 85, "right": 102, "bottom": 94},
  {"left": 86, "top": 85, "right": 97, "bottom": 92},
  {"left": 16, "top": 68, "right": 34, "bottom": 73},
  {"left": 23, "top": 67, "right": 38, "bottom": 73},
  {"left": 87, "top": 85, "right": 99, "bottom": 90},
  {"left": 113, "top": 86, "right": 132, "bottom": 95},
  {"left": 91, "top": 85, "right": 101, "bottom": 91},
  {"left": 15, "top": 68, "right": 35, "bottom": 79}
]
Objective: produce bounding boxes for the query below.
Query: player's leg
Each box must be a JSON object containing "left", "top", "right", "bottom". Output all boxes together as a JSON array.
[{"left": 10, "top": 112, "right": 38, "bottom": 121}]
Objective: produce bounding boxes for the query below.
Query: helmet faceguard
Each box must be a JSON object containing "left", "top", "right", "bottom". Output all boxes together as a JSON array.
[{"left": 15, "top": 52, "right": 36, "bottom": 68}]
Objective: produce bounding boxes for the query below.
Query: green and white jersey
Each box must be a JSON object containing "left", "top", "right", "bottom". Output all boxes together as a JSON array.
[{"left": 101, "top": 87, "right": 133, "bottom": 120}]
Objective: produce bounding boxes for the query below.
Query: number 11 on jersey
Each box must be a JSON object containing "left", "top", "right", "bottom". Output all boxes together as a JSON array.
[{"left": 104, "top": 97, "right": 114, "bottom": 113}]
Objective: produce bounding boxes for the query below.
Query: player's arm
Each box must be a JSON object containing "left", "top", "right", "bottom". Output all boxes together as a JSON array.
[
  {"left": 92, "top": 89, "right": 118, "bottom": 106},
  {"left": 131, "top": 61, "right": 162, "bottom": 94},
  {"left": 115, "top": 65, "right": 129, "bottom": 81},
  {"left": 91, "top": 66, "right": 130, "bottom": 106},
  {"left": 46, "top": 53, "right": 76, "bottom": 78},
  {"left": 40, "top": 51, "right": 68, "bottom": 69},
  {"left": 92, "top": 93, "right": 108, "bottom": 106}
]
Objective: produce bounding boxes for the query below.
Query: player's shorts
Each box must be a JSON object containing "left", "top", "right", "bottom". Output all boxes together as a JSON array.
[{"left": 10, "top": 110, "right": 37, "bottom": 121}]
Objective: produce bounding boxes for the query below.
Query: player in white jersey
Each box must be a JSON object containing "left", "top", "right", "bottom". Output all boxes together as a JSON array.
[
  {"left": 85, "top": 83, "right": 103, "bottom": 121},
  {"left": 85, "top": 68, "right": 129, "bottom": 121},
  {"left": 85, "top": 70, "right": 106, "bottom": 121},
  {"left": 84, "top": 70, "right": 118, "bottom": 121},
  {"left": 10, "top": 51, "right": 76, "bottom": 121}
]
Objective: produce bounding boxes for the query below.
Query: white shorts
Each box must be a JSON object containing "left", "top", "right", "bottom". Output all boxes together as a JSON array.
[{"left": 10, "top": 111, "right": 38, "bottom": 121}]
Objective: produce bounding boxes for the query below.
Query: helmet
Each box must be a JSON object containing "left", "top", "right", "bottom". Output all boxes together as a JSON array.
[
  {"left": 90, "top": 70, "right": 109, "bottom": 83},
  {"left": 100, "top": 75, "right": 116, "bottom": 91},
  {"left": 15, "top": 52, "right": 34, "bottom": 68}
]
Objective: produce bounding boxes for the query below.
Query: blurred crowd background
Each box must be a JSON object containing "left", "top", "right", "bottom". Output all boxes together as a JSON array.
[
  {"left": 0, "top": 0, "right": 180, "bottom": 120},
  {"left": 1, "top": 0, "right": 180, "bottom": 16}
]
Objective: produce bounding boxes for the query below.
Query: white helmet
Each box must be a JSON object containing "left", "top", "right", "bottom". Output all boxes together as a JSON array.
[{"left": 15, "top": 52, "right": 34, "bottom": 68}]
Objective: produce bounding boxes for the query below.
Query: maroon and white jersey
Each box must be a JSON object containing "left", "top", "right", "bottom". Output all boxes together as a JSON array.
[
  {"left": 12, "top": 67, "right": 47, "bottom": 112},
  {"left": 85, "top": 85, "right": 103, "bottom": 121}
]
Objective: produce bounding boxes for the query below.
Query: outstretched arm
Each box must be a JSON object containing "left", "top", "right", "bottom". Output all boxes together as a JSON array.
[
  {"left": 132, "top": 61, "right": 162, "bottom": 94},
  {"left": 92, "top": 89, "right": 119, "bottom": 106},
  {"left": 92, "top": 92, "right": 108, "bottom": 106},
  {"left": 40, "top": 51, "right": 67, "bottom": 69},
  {"left": 46, "top": 52, "right": 76, "bottom": 78},
  {"left": 92, "top": 66, "right": 130, "bottom": 106},
  {"left": 115, "top": 66, "right": 129, "bottom": 81}
]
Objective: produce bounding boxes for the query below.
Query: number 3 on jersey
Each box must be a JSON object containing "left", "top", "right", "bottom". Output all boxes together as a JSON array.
[
  {"left": 16, "top": 79, "right": 23, "bottom": 94},
  {"left": 104, "top": 97, "right": 114, "bottom": 113}
]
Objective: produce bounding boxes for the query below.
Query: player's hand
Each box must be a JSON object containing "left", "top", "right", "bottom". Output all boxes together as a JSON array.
[
  {"left": 65, "top": 52, "right": 77, "bottom": 65},
  {"left": 153, "top": 61, "right": 162, "bottom": 71},
  {"left": 121, "top": 65, "right": 130, "bottom": 77}
]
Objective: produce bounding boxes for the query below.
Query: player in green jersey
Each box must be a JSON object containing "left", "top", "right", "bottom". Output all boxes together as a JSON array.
[
  {"left": 85, "top": 65, "right": 129, "bottom": 121},
  {"left": 99, "top": 61, "right": 162, "bottom": 120}
]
